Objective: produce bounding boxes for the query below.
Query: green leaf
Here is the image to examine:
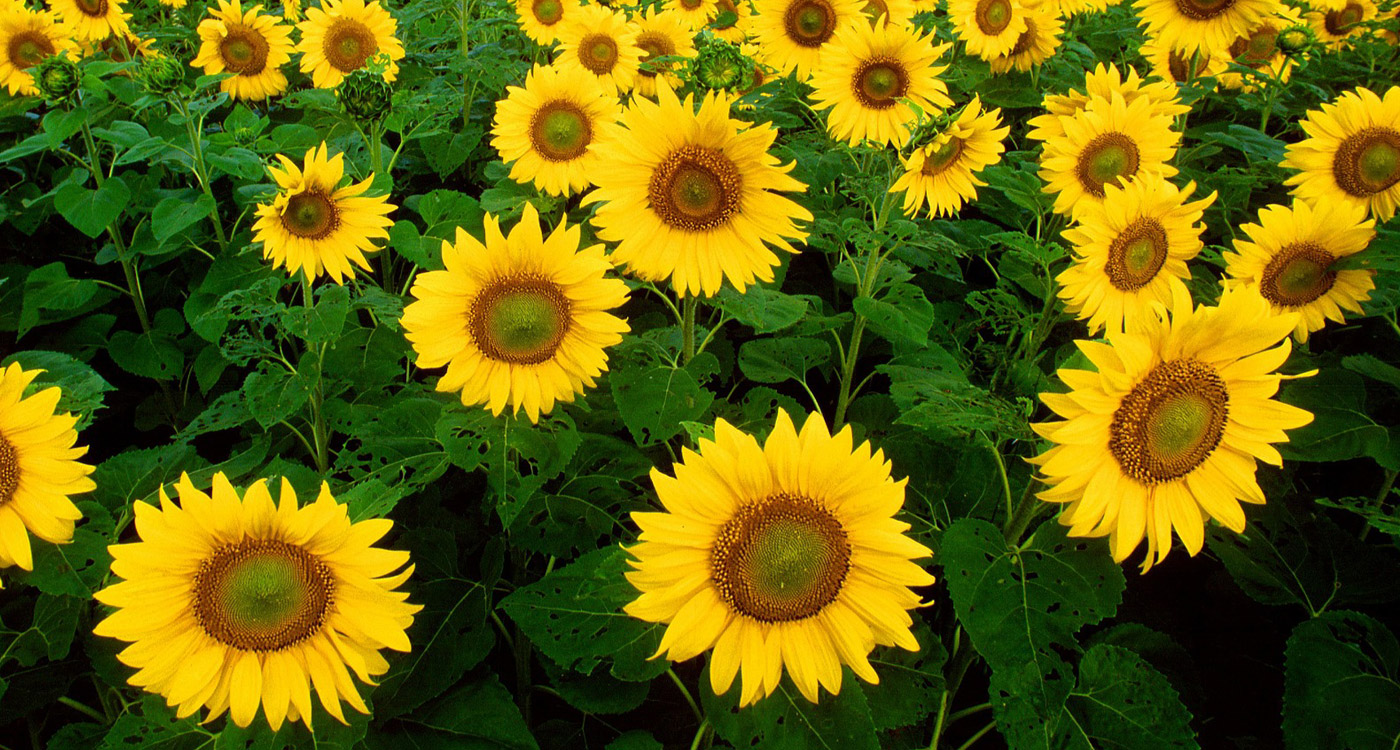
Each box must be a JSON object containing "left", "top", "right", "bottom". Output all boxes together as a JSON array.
[
  {"left": 90, "top": 443, "right": 198, "bottom": 512},
  {"left": 542, "top": 658, "right": 649, "bottom": 715},
  {"left": 881, "top": 347, "right": 1030, "bottom": 442},
  {"left": 151, "top": 194, "right": 216, "bottom": 245},
  {"left": 11, "top": 528, "right": 111, "bottom": 598},
  {"left": 373, "top": 675, "right": 539, "bottom": 750},
  {"left": 499, "top": 546, "right": 668, "bottom": 682},
  {"left": 242, "top": 357, "right": 318, "bottom": 430},
  {"left": 206, "top": 146, "right": 266, "bottom": 180},
  {"left": 19, "top": 262, "right": 111, "bottom": 338},
  {"left": 42, "top": 107, "right": 87, "bottom": 148},
  {"left": 1284, "top": 611, "right": 1400, "bottom": 750},
  {"left": 53, "top": 177, "right": 130, "bottom": 239},
  {"left": 703, "top": 672, "right": 880, "bottom": 750},
  {"left": 715, "top": 285, "right": 809, "bottom": 333},
  {"left": 1280, "top": 368, "right": 1399, "bottom": 469},
  {"left": 373, "top": 577, "right": 495, "bottom": 720},
  {"left": 2, "top": 593, "right": 82, "bottom": 667},
  {"left": 606, "top": 731, "right": 663, "bottom": 750},
  {"left": 610, "top": 354, "right": 716, "bottom": 446},
  {"left": 109, "top": 329, "right": 183, "bottom": 381},
  {"left": 282, "top": 284, "right": 350, "bottom": 344},
  {"left": 864, "top": 623, "right": 947, "bottom": 731},
  {"left": 737, "top": 337, "right": 830, "bottom": 384},
  {"left": 853, "top": 282, "right": 935, "bottom": 349},
  {"left": 1064, "top": 644, "right": 1198, "bottom": 750},
  {"left": 1, "top": 350, "right": 113, "bottom": 429}
]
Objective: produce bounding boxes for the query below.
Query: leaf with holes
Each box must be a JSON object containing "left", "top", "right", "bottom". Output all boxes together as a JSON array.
[
  {"left": 1284, "top": 611, "right": 1400, "bottom": 750},
  {"left": 702, "top": 668, "right": 880, "bottom": 750},
  {"left": 1064, "top": 644, "right": 1198, "bottom": 750},
  {"left": 611, "top": 354, "right": 716, "bottom": 446}
]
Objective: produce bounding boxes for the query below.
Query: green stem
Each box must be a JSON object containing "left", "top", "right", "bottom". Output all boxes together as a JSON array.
[
  {"left": 1003, "top": 480, "right": 1043, "bottom": 546},
  {"left": 928, "top": 629, "right": 979, "bottom": 750},
  {"left": 681, "top": 295, "right": 698, "bottom": 365},
  {"left": 952, "top": 721, "right": 997, "bottom": 750},
  {"left": 833, "top": 243, "right": 887, "bottom": 428},
  {"left": 666, "top": 668, "right": 704, "bottom": 725},
  {"left": 80, "top": 119, "right": 151, "bottom": 333},
  {"left": 57, "top": 697, "right": 106, "bottom": 723},
  {"left": 688, "top": 720, "right": 712, "bottom": 750},
  {"left": 947, "top": 702, "right": 993, "bottom": 725},
  {"left": 175, "top": 99, "right": 228, "bottom": 251},
  {"left": 302, "top": 278, "right": 330, "bottom": 474},
  {"left": 1359, "top": 468, "right": 1398, "bottom": 542}
]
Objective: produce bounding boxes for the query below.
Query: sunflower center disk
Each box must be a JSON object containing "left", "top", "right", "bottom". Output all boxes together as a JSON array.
[
  {"left": 1230, "top": 28, "right": 1277, "bottom": 67},
  {"left": 1106, "top": 218, "right": 1169, "bottom": 291},
  {"left": 1076, "top": 133, "right": 1140, "bottom": 197},
  {"left": 0, "top": 435, "right": 18, "bottom": 505},
  {"left": 1334, "top": 128, "right": 1400, "bottom": 196},
  {"left": 921, "top": 136, "right": 965, "bottom": 176},
  {"left": 711, "top": 493, "right": 851, "bottom": 623},
  {"left": 1167, "top": 50, "right": 1208, "bottom": 81},
  {"left": 1110, "top": 360, "right": 1229, "bottom": 484},
  {"left": 649, "top": 145, "right": 743, "bottom": 231},
  {"left": 785, "top": 0, "right": 835, "bottom": 47},
  {"left": 194, "top": 540, "right": 334, "bottom": 652},
  {"left": 1008, "top": 19, "right": 1037, "bottom": 55},
  {"left": 580, "top": 34, "right": 618, "bottom": 74},
  {"left": 281, "top": 191, "right": 339, "bottom": 239},
  {"left": 1174, "top": 0, "right": 1234, "bottom": 21},
  {"left": 324, "top": 20, "right": 377, "bottom": 73},
  {"left": 531, "top": 102, "right": 591, "bottom": 161},
  {"left": 76, "top": 0, "right": 108, "bottom": 16},
  {"left": 855, "top": 61, "right": 905, "bottom": 109},
  {"left": 9, "top": 33, "right": 54, "bottom": 68},
  {"left": 1261, "top": 241, "right": 1338, "bottom": 307},
  {"left": 637, "top": 34, "right": 674, "bottom": 78},
  {"left": 1326, "top": 5, "right": 1364, "bottom": 33},
  {"left": 470, "top": 279, "right": 571, "bottom": 365},
  {"left": 976, "top": 0, "right": 1012, "bottom": 34},
  {"left": 532, "top": 0, "right": 563, "bottom": 24},
  {"left": 220, "top": 27, "right": 269, "bottom": 75}
]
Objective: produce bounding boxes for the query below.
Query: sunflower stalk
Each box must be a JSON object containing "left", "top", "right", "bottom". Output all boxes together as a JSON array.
[
  {"left": 301, "top": 278, "right": 331, "bottom": 474},
  {"left": 833, "top": 186, "right": 894, "bottom": 428},
  {"left": 927, "top": 627, "right": 979, "bottom": 750},
  {"left": 681, "top": 295, "right": 699, "bottom": 365},
  {"left": 79, "top": 119, "right": 152, "bottom": 335},
  {"left": 174, "top": 98, "right": 229, "bottom": 252}
]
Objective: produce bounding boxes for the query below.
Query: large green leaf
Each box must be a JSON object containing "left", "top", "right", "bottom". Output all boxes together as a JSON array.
[
  {"left": 1284, "top": 611, "right": 1400, "bottom": 750},
  {"left": 373, "top": 675, "right": 539, "bottom": 750},
  {"left": 53, "top": 177, "right": 129, "bottom": 239},
  {"left": 1063, "top": 644, "right": 1198, "bottom": 750},
  {"left": 864, "top": 623, "right": 947, "bottom": 732},
  {"left": 610, "top": 353, "right": 717, "bottom": 446},
  {"left": 702, "top": 669, "right": 880, "bottom": 750},
  {"left": 1, "top": 350, "right": 113, "bottom": 429}
]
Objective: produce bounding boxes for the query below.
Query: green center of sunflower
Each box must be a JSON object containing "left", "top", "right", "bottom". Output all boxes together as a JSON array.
[
  {"left": 1075, "top": 133, "right": 1140, "bottom": 198},
  {"left": 579, "top": 33, "right": 619, "bottom": 74},
  {"left": 711, "top": 493, "right": 852, "bottom": 623},
  {"left": 530, "top": 101, "right": 592, "bottom": 161},
  {"left": 854, "top": 61, "right": 906, "bottom": 109},
  {"left": 219, "top": 27, "right": 269, "bottom": 75},
  {"left": 1167, "top": 50, "right": 1209, "bottom": 82},
  {"left": 921, "top": 136, "right": 965, "bottom": 176},
  {"left": 324, "top": 19, "right": 378, "bottom": 73},
  {"left": 76, "top": 0, "right": 108, "bottom": 16},
  {"left": 0, "top": 435, "right": 18, "bottom": 506},
  {"left": 1008, "top": 18, "right": 1038, "bottom": 55},
  {"left": 637, "top": 33, "right": 675, "bottom": 78},
  {"left": 1110, "top": 359, "right": 1229, "bottom": 484},
  {"left": 1229, "top": 27, "right": 1278, "bottom": 67},
  {"left": 193, "top": 540, "right": 335, "bottom": 652},
  {"left": 649, "top": 145, "right": 744, "bottom": 231},
  {"left": 1325, "top": 5, "right": 1363, "bottom": 34},
  {"left": 1333, "top": 128, "right": 1400, "bottom": 196},
  {"left": 532, "top": 0, "right": 563, "bottom": 24},
  {"left": 976, "top": 0, "right": 1012, "bottom": 34},
  {"left": 469, "top": 277, "right": 572, "bottom": 365},
  {"left": 281, "top": 190, "right": 339, "bottom": 239},
  {"left": 8, "top": 32, "right": 55, "bottom": 69},
  {"left": 1260, "top": 241, "right": 1338, "bottom": 307},
  {"left": 1106, "top": 218, "right": 1170, "bottom": 291},
  {"left": 1174, "top": 0, "right": 1234, "bottom": 21},
  {"left": 785, "top": 0, "right": 836, "bottom": 47}
]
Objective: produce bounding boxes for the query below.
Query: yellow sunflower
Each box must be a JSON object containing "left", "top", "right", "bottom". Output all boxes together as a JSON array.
[
  {"left": 0, "top": 7, "right": 73, "bottom": 97},
  {"left": 1217, "top": 7, "right": 1300, "bottom": 91},
  {"left": 0, "top": 362, "right": 93, "bottom": 581},
  {"left": 1051, "top": 0, "right": 1111, "bottom": 16},
  {"left": 889, "top": 95, "right": 1009, "bottom": 217},
  {"left": 709, "top": 0, "right": 752, "bottom": 43},
  {"left": 252, "top": 143, "right": 396, "bottom": 285},
  {"left": 157, "top": 0, "right": 187, "bottom": 8},
  {"left": 631, "top": 8, "right": 697, "bottom": 98},
  {"left": 1306, "top": 0, "right": 1378, "bottom": 48},
  {"left": 751, "top": 0, "right": 864, "bottom": 80},
  {"left": 624, "top": 410, "right": 935, "bottom": 706},
  {"left": 1028, "top": 63, "right": 1190, "bottom": 142},
  {"left": 491, "top": 63, "right": 621, "bottom": 197},
  {"left": 47, "top": 0, "right": 129, "bottom": 41},
  {"left": 1133, "top": 0, "right": 1282, "bottom": 55},
  {"left": 947, "top": 0, "right": 1031, "bottom": 60},
  {"left": 808, "top": 21, "right": 952, "bottom": 147},
  {"left": 1038, "top": 92, "right": 1182, "bottom": 218},
  {"left": 94, "top": 473, "right": 419, "bottom": 730},
  {"left": 282, "top": 0, "right": 300, "bottom": 21},
  {"left": 861, "top": 0, "right": 915, "bottom": 25},
  {"left": 554, "top": 3, "right": 643, "bottom": 94},
  {"left": 666, "top": 0, "right": 719, "bottom": 30},
  {"left": 1139, "top": 36, "right": 1229, "bottom": 86},
  {"left": 583, "top": 86, "right": 814, "bottom": 297},
  {"left": 1031, "top": 287, "right": 1314, "bottom": 571},
  {"left": 191, "top": 0, "right": 294, "bottom": 102},
  {"left": 515, "top": 0, "right": 580, "bottom": 45},
  {"left": 401, "top": 204, "right": 630, "bottom": 424},
  {"left": 987, "top": 5, "right": 1062, "bottom": 73},
  {"left": 296, "top": 0, "right": 404, "bottom": 89},
  {"left": 1222, "top": 200, "right": 1377, "bottom": 343},
  {"left": 74, "top": 29, "right": 154, "bottom": 61},
  {"left": 1281, "top": 85, "right": 1400, "bottom": 222},
  {"left": 1057, "top": 176, "right": 1217, "bottom": 335}
]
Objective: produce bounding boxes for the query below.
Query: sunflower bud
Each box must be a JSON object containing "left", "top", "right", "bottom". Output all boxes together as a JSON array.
[
  {"left": 140, "top": 53, "right": 185, "bottom": 96},
  {"left": 338, "top": 67, "right": 393, "bottom": 122},
  {"left": 34, "top": 54, "right": 80, "bottom": 104},
  {"left": 1276, "top": 25, "right": 1316, "bottom": 56},
  {"left": 687, "top": 35, "right": 755, "bottom": 94}
]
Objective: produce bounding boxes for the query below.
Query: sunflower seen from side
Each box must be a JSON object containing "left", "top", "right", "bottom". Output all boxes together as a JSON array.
[
  {"left": 1038, "top": 93, "right": 1181, "bottom": 218},
  {"left": 515, "top": 0, "right": 579, "bottom": 45},
  {"left": 0, "top": 6, "right": 72, "bottom": 96},
  {"left": 624, "top": 410, "right": 935, "bottom": 706},
  {"left": 1028, "top": 63, "right": 1189, "bottom": 142},
  {"left": 192, "top": 0, "right": 294, "bottom": 101},
  {"left": 252, "top": 143, "right": 396, "bottom": 285},
  {"left": 94, "top": 473, "right": 419, "bottom": 730},
  {"left": 1139, "top": 36, "right": 1229, "bottom": 86},
  {"left": 296, "top": 0, "right": 404, "bottom": 89},
  {"left": 808, "top": 21, "right": 951, "bottom": 147},
  {"left": 48, "top": 0, "right": 129, "bottom": 41},
  {"left": 1281, "top": 85, "right": 1400, "bottom": 222},
  {"left": 1133, "top": 0, "right": 1282, "bottom": 55},
  {"left": 890, "top": 96, "right": 1009, "bottom": 217},
  {"left": 947, "top": 0, "right": 1030, "bottom": 59},
  {"left": 752, "top": 0, "right": 864, "bottom": 80},
  {"left": 584, "top": 86, "right": 814, "bottom": 297},
  {"left": 1057, "top": 176, "right": 1217, "bottom": 335},
  {"left": 631, "top": 7, "right": 697, "bottom": 98},
  {"left": 987, "top": 5, "right": 1062, "bottom": 73},
  {"left": 491, "top": 63, "right": 620, "bottom": 196},
  {"left": 1031, "top": 288, "right": 1314, "bottom": 570},
  {"left": 1223, "top": 200, "right": 1377, "bottom": 343}
]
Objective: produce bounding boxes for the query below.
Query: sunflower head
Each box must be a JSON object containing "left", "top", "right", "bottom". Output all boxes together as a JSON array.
[
  {"left": 1276, "top": 23, "right": 1315, "bottom": 53},
  {"left": 688, "top": 35, "right": 755, "bottom": 92},
  {"left": 34, "top": 52, "right": 79, "bottom": 102},
  {"left": 338, "top": 66, "right": 393, "bottom": 121},
  {"left": 139, "top": 51, "right": 184, "bottom": 95}
]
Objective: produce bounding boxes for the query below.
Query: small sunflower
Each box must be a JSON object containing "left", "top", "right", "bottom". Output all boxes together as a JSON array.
[
  {"left": 709, "top": 0, "right": 751, "bottom": 43},
  {"left": 1031, "top": 287, "right": 1314, "bottom": 570},
  {"left": 584, "top": 86, "right": 814, "bottom": 297},
  {"left": 1057, "top": 176, "right": 1217, "bottom": 335},
  {"left": 555, "top": 3, "right": 643, "bottom": 94},
  {"left": 947, "top": 0, "right": 1031, "bottom": 59},
  {"left": 1139, "top": 36, "right": 1229, "bottom": 86},
  {"left": 0, "top": 7, "right": 72, "bottom": 96},
  {"left": 1028, "top": 63, "right": 1190, "bottom": 142},
  {"left": 1222, "top": 200, "right": 1377, "bottom": 343},
  {"left": 296, "top": 0, "right": 404, "bottom": 89},
  {"left": 1133, "top": 0, "right": 1283, "bottom": 55},
  {"left": 492, "top": 64, "right": 621, "bottom": 197},
  {"left": 157, "top": 0, "right": 188, "bottom": 8},
  {"left": 401, "top": 204, "right": 630, "bottom": 424},
  {"left": 861, "top": 0, "right": 915, "bottom": 25},
  {"left": 515, "top": 0, "right": 579, "bottom": 45},
  {"left": 0, "top": 362, "right": 93, "bottom": 581},
  {"left": 252, "top": 143, "right": 396, "bottom": 285},
  {"left": 624, "top": 410, "right": 935, "bottom": 706},
  {"left": 1281, "top": 85, "right": 1400, "bottom": 222},
  {"left": 1038, "top": 93, "right": 1182, "bottom": 218},
  {"left": 666, "top": 0, "right": 719, "bottom": 30},
  {"left": 1306, "top": 0, "right": 1377, "bottom": 48},
  {"left": 1051, "top": 0, "right": 1112, "bottom": 15},
  {"left": 808, "top": 21, "right": 952, "bottom": 147},
  {"left": 47, "top": 0, "right": 129, "bottom": 41},
  {"left": 1217, "top": 7, "right": 1300, "bottom": 91},
  {"left": 889, "top": 95, "right": 1009, "bottom": 217},
  {"left": 751, "top": 0, "right": 864, "bottom": 80},
  {"left": 987, "top": 5, "right": 1062, "bottom": 73},
  {"left": 191, "top": 0, "right": 294, "bottom": 102},
  {"left": 75, "top": 29, "right": 153, "bottom": 61},
  {"left": 94, "top": 473, "right": 419, "bottom": 730},
  {"left": 632, "top": 7, "right": 697, "bottom": 98}
]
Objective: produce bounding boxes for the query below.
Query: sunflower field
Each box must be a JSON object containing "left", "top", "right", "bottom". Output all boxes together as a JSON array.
[{"left": 1, "top": 0, "right": 1399, "bottom": 747}]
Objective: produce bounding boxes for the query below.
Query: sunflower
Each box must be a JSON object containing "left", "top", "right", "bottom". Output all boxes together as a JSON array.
[
  {"left": 1133, "top": 0, "right": 1282, "bottom": 55},
  {"left": 296, "top": 0, "right": 404, "bottom": 89},
  {"left": 0, "top": 362, "right": 93, "bottom": 581},
  {"left": 1222, "top": 201, "right": 1377, "bottom": 343},
  {"left": 1031, "top": 287, "right": 1314, "bottom": 570},
  {"left": 1038, "top": 93, "right": 1182, "bottom": 218},
  {"left": 491, "top": 63, "right": 621, "bottom": 197},
  {"left": 631, "top": 8, "right": 697, "bottom": 98},
  {"left": 584, "top": 86, "right": 814, "bottom": 297},
  {"left": 808, "top": 21, "right": 951, "bottom": 147},
  {"left": 1306, "top": 0, "right": 1377, "bottom": 47},
  {"left": 252, "top": 143, "right": 396, "bottom": 285},
  {"left": 1217, "top": 7, "right": 1300, "bottom": 91},
  {"left": 1051, "top": 0, "right": 1111, "bottom": 16},
  {"left": 0, "top": 7, "right": 73, "bottom": 97},
  {"left": 1139, "top": 36, "right": 1229, "bottom": 86},
  {"left": 666, "top": 0, "right": 718, "bottom": 30},
  {"left": 889, "top": 95, "right": 1009, "bottom": 217},
  {"left": 191, "top": 0, "right": 294, "bottom": 101},
  {"left": 401, "top": 204, "right": 630, "bottom": 424},
  {"left": 710, "top": 0, "right": 752, "bottom": 43},
  {"left": 515, "top": 0, "right": 579, "bottom": 45},
  {"left": 624, "top": 410, "right": 935, "bottom": 706},
  {"left": 861, "top": 0, "right": 915, "bottom": 25},
  {"left": 1057, "top": 176, "right": 1217, "bottom": 335},
  {"left": 48, "top": 0, "right": 129, "bottom": 41},
  {"left": 554, "top": 3, "right": 643, "bottom": 94},
  {"left": 1281, "top": 85, "right": 1400, "bottom": 222},
  {"left": 75, "top": 29, "right": 154, "bottom": 61},
  {"left": 282, "top": 0, "right": 300, "bottom": 21},
  {"left": 93, "top": 473, "right": 419, "bottom": 730},
  {"left": 947, "top": 0, "right": 1031, "bottom": 59},
  {"left": 751, "top": 0, "right": 864, "bottom": 80},
  {"left": 1028, "top": 63, "right": 1189, "bottom": 142},
  {"left": 987, "top": 5, "right": 1062, "bottom": 73},
  {"left": 157, "top": 0, "right": 187, "bottom": 8}
]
